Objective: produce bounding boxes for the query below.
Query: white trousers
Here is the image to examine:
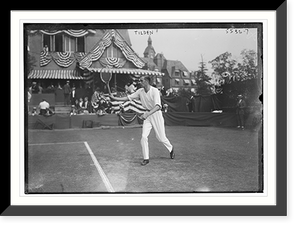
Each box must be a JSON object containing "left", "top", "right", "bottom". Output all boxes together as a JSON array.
[{"left": 141, "top": 110, "right": 173, "bottom": 159}]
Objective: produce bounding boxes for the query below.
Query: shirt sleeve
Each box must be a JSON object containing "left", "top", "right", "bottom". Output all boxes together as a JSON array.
[
  {"left": 127, "top": 88, "right": 141, "bottom": 101},
  {"left": 152, "top": 88, "right": 162, "bottom": 109}
]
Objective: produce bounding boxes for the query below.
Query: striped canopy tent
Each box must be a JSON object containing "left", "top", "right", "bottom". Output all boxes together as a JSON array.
[
  {"left": 86, "top": 67, "right": 164, "bottom": 78},
  {"left": 85, "top": 67, "right": 164, "bottom": 92},
  {"left": 28, "top": 69, "right": 87, "bottom": 80}
]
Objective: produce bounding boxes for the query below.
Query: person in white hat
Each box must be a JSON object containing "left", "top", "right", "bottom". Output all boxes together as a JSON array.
[{"left": 109, "top": 75, "right": 174, "bottom": 166}]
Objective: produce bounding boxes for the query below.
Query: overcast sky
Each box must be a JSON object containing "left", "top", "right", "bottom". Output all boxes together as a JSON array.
[{"left": 128, "top": 28, "right": 257, "bottom": 72}]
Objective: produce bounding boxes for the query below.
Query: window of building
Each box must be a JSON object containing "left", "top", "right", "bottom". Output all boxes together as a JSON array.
[
  {"left": 64, "top": 35, "right": 76, "bottom": 52},
  {"left": 175, "top": 79, "right": 180, "bottom": 85},
  {"left": 55, "top": 34, "right": 63, "bottom": 52},
  {"left": 43, "top": 34, "right": 63, "bottom": 52},
  {"left": 43, "top": 34, "right": 85, "bottom": 52},
  {"left": 43, "top": 34, "right": 51, "bottom": 50},
  {"left": 174, "top": 70, "right": 180, "bottom": 77},
  {"left": 183, "top": 79, "right": 190, "bottom": 85},
  {"left": 77, "top": 36, "right": 85, "bottom": 52}
]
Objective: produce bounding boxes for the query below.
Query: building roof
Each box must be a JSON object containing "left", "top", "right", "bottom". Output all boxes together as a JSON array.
[
  {"left": 163, "top": 59, "right": 189, "bottom": 77},
  {"left": 141, "top": 57, "right": 158, "bottom": 71},
  {"left": 117, "top": 29, "right": 132, "bottom": 46},
  {"left": 79, "top": 29, "right": 144, "bottom": 69}
]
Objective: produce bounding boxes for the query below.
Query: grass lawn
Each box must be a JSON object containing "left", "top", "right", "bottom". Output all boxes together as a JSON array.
[{"left": 27, "top": 126, "right": 261, "bottom": 193}]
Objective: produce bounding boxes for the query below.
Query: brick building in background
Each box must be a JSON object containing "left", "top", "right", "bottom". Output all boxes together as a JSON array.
[{"left": 141, "top": 36, "right": 197, "bottom": 92}]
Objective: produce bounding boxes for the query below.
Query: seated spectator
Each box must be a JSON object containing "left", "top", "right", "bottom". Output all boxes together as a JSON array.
[
  {"left": 77, "top": 98, "right": 85, "bottom": 114},
  {"left": 31, "top": 107, "right": 38, "bottom": 116},
  {"left": 79, "top": 97, "right": 84, "bottom": 109},
  {"left": 82, "top": 96, "right": 92, "bottom": 113},
  {"left": 162, "top": 103, "right": 169, "bottom": 112},
  {"left": 98, "top": 93, "right": 109, "bottom": 115},
  {"left": 125, "top": 81, "right": 137, "bottom": 94},
  {"left": 74, "top": 99, "right": 80, "bottom": 110},
  {"left": 38, "top": 99, "right": 50, "bottom": 115},
  {"left": 91, "top": 88, "right": 101, "bottom": 112},
  {"left": 70, "top": 105, "right": 77, "bottom": 116}
]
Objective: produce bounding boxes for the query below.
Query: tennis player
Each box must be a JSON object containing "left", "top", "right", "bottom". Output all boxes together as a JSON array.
[{"left": 109, "top": 75, "right": 174, "bottom": 166}]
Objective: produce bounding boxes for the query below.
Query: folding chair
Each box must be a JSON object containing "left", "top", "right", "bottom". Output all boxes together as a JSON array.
[{"left": 34, "top": 118, "right": 53, "bottom": 130}]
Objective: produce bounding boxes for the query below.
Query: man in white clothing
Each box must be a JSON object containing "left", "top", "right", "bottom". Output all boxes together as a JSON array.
[
  {"left": 109, "top": 75, "right": 174, "bottom": 166},
  {"left": 38, "top": 99, "right": 50, "bottom": 115}
]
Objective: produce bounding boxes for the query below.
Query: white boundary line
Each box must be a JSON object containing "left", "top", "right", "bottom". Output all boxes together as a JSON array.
[
  {"left": 28, "top": 141, "right": 84, "bottom": 146},
  {"left": 84, "top": 141, "right": 115, "bottom": 193},
  {"left": 28, "top": 141, "right": 115, "bottom": 193}
]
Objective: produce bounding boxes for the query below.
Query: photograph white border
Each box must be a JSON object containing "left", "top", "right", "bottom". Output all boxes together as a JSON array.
[{"left": 11, "top": 10, "right": 276, "bottom": 206}]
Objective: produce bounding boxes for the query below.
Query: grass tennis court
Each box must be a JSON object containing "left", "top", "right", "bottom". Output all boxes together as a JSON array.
[{"left": 26, "top": 125, "right": 262, "bottom": 193}]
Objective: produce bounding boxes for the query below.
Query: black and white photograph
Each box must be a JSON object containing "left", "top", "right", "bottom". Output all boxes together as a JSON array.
[{"left": 24, "top": 23, "right": 263, "bottom": 194}]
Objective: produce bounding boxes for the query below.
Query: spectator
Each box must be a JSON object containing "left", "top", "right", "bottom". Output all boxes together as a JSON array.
[
  {"left": 79, "top": 97, "right": 84, "bottom": 109},
  {"left": 162, "top": 103, "right": 168, "bottom": 112},
  {"left": 63, "top": 81, "right": 71, "bottom": 105},
  {"left": 30, "top": 82, "right": 39, "bottom": 94},
  {"left": 161, "top": 86, "right": 166, "bottom": 96},
  {"left": 38, "top": 99, "right": 50, "bottom": 115},
  {"left": 91, "top": 88, "right": 101, "bottom": 113},
  {"left": 31, "top": 107, "right": 38, "bottom": 116},
  {"left": 37, "top": 82, "right": 43, "bottom": 94},
  {"left": 55, "top": 83, "right": 64, "bottom": 104},
  {"left": 236, "top": 94, "right": 246, "bottom": 130},
  {"left": 76, "top": 84, "right": 85, "bottom": 101},
  {"left": 28, "top": 89, "right": 32, "bottom": 114},
  {"left": 45, "top": 84, "right": 54, "bottom": 93},
  {"left": 125, "top": 81, "right": 137, "bottom": 94},
  {"left": 70, "top": 105, "right": 77, "bottom": 116},
  {"left": 71, "top": 86, "right": 76, "bottom": 105},
  {"left": 82, "top": 96, "right": 91, "bottom": 113},
  {"left": 85, "top": 83, "right": 93, "bottom": 101}
]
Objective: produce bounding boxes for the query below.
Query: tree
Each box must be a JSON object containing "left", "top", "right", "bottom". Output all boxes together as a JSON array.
[
  {"left": 238, "top": 49, "right": 258, "bottom": 80},
  {"left": 209, "top": 51, "right": 238, "bottom": 83},
  {"left": 195, "top": 55, "right": 212, "bottom": 95},
  {"left": 209, "top": 50, "right": 260, "bottom": 109}
]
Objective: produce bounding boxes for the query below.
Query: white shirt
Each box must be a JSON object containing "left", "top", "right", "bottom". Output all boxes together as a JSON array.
[
  {"left": 38, "top": 101, "right": 49, "bottom": 110},
  {"left": 127, "top": 86, "right": 161, "bottom": 111}
]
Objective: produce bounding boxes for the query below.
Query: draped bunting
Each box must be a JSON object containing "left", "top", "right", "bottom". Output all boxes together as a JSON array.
[
  {"left": 99, "top": 57, "right": 127, "bottom": 68},
  {"left": 111, "top": 100, "right": 147, "bottom": 114},
  {"left": 39, "top": 29, "right": 144, "bottom": 69},
  {"left": 30, "top": 29, "right": 96, "bottom": 37},
  {"left": 40, "top": 48, "right": 52, "bottom": 66},
  {"left": 79, "top": 29, "right": 145, "bottom": 69},
  {"left": 52, "top": 52, "right": 75, "bottom": 67},
  {"left": 40, "top": 48, "right": 85, "bottom": 67}
]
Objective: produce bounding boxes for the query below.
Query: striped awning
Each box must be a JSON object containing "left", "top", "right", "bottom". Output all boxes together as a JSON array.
[
  {"left": 86, "top": 67, "right": 164, "bottom": 77},
  {"left": 28, "top": 69, "right": 84, "bottom": 80}
]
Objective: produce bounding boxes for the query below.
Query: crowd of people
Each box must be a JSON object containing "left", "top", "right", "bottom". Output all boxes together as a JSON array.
[
  {"left": 28, "top": 80, "right": 247, "bottom": 130},
  {"left": 28, "top": 80, "right": 144, "bottom": 116}
]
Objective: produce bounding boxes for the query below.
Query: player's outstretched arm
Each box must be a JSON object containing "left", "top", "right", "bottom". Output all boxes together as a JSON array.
[{"left": 109, "top": 94, "right": 129, "bottom": 102}]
